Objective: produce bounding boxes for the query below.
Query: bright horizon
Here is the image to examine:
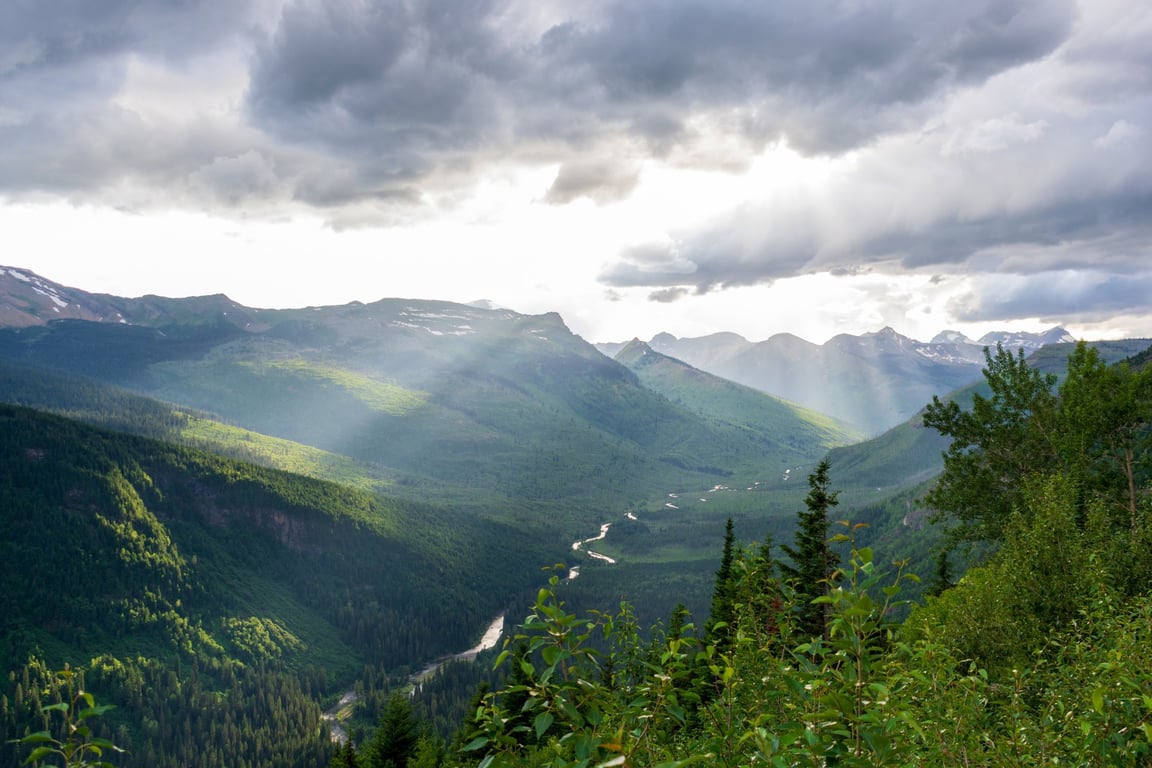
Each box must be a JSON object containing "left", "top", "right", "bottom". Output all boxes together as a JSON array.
[{"left": 2, "top": 0, "right": 1150, "bottom": 346}]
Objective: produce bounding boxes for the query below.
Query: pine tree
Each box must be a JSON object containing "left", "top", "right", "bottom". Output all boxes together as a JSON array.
[
  {"left": 365, "top": 692, "right": 419, "bottom": 768},
  {"left": 327, "top": 740, "right": 358, "bottom": 768},
  {"left": 927, "top": 547, "right": 954, "bottom": 597},
  {"left": 780, "top": 460, "right": 839, "bottom": 639},
  {"left": 705, "top": 518, "right": 738, "bottom": 654},
  {"left": 923, "top": 343, "right": 1059, "bottom": 542}
]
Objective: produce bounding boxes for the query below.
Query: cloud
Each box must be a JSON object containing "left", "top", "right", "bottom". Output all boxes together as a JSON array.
[
  {"left": 237, "top": 0, "right": 1079, "bottom": 203},
  {"left": 0, "top": 0, "right": 1144, "bottom": 318},
  {"left": 599, "top": 241, "right": 698, "bottom": 287},
  {"left": 648, "top": 287, "right": 691, "bottom": 303},
  {"left": 0, "top": 0, "right": 1082, "bottom": 210},
  {"left": 544, "top": 159, "right": 640, "bottom": 205},
  {"left": 950, "top": 270, "right": 1152, "bottom": 322},
  {"left": 595, "top": 0, "right": 1152, "bottom": 300}
]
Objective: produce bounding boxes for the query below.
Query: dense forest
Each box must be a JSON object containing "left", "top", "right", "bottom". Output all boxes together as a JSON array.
[
  {"left": 0, "top": 404, "right": 547, "bottom": 768},
  {"left": 5, "top": 341, "right": 1151, "bottom": 767}
]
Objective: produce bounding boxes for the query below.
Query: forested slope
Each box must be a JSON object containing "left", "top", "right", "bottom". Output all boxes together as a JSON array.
[{"left": 0, "top": 404, "right": 549, "bottom": 768}]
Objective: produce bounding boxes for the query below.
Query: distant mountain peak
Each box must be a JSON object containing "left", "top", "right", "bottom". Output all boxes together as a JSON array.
[
  {"left": 931, "top": 330, "right": 974, "bottom": 344},
  {"left": 466, "top": 299, "right": 508, "bottom": 311},
  {"left": 977, "top": 327, "right": 1074, "bottom": 348},
  {"left": 614, "top": 338, "right": 655, "bottom": 364}
]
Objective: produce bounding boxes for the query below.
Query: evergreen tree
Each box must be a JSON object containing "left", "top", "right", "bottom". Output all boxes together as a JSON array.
[
  {"left": 365, "top": 692, "right": 419, "bottom": 768},
  {"left": 705, "top": 518, "right": 738, "bottom": 653},
  {"left": 923, "top": 343, "right": 1059, "bottom": 542},
  {"left": 408, "top": 734, "right": 444, "bottom": 768},
  {"left": 451, "top": 682, "right": 490, "bottom": 755},
  {"left": 328, "top": 740, "right": 358, "bottom": 768},
  {"left": 780, "top": 460, "right": 839, "bottom": 639},
  {"left": 667, "top": 602, "right": 690, "bottom": 643},
  {"left": 927, "top": 547, "right": 954, "bottom": 597}
]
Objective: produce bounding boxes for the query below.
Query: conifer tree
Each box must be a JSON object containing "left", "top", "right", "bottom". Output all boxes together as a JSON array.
[
  {"left": 365, "top": 692, "right": 419, "bottom": 768},
  {"left": 780, "top": 460, "right": 839, "bottom": 639},
  {"left": 923, "top": 343, "right": 1059, "bottom": 542},
  {"left": 927, "top": 547, "right": 954, "bottom": 597},
  {"left": 706, "top": 518, "right": 738, "bottom": 653},
  {"left": 327, "top": 739, "right": 358, "bottom": 768}
]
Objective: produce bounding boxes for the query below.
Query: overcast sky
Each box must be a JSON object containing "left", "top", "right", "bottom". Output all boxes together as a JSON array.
[{"left": 2, "top": 0, "right": 1149, "bottom": 343}]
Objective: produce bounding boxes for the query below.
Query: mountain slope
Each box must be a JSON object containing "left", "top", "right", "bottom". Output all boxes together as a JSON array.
[
  {"left": 613, "top": 338, "right": 860, "bottom": 457},
  {"left": 0, "top": 404, "right": 540, "bottom": 671},
  {"left": 0, "top": 277, "right": 838, "bottom": 511},
  {"left": 609, "top": 326, "right": 1077, "bottom": 435},
  {"left": 0, "top": 403, "right": 562, "bottom": 766}
]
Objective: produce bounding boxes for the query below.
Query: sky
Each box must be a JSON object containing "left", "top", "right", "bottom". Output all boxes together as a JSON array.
[{"left": 1, "top": 0, "right": 1150, "bottom": 345}]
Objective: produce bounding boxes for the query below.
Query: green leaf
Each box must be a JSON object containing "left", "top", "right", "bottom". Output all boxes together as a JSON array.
[
  {"left": 556, "top": 696, "right": 584, "bottom": 726},
  {"left": 534, "top": 712, "right": 554, "bottom": 739},
  {"left": 22, "top": 746, "right": 57, "bottom": 764},
  {"left": 461, "top": 736, "right": 489, "bottom": 752},
  {"left": 79, "top": 704, "right": 115, "bottom": 720},
  {"left": 17, "top": 732, "right": 53, "bottom": 744}
]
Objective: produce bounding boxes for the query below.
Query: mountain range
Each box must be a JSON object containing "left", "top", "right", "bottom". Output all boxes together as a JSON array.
[{"left": 599, "top": 326, "right": 1076, "bottom": 434}]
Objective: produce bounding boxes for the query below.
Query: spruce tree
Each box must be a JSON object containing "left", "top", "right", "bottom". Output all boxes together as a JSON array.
[
  {"left": 706, "top": 518, "right": 738, "bottom": 654},
  {"left": 927, "top": 547, "right": 954, "bottom": 597},
  {"left": 780, "top": 460, "right": 839, "bottom": 639},
  {"left": 365, "top": 692, "right": 419, "bottom": 768},
  {"left": 327, "top": 740, "right": 358, "bottom": 768}
]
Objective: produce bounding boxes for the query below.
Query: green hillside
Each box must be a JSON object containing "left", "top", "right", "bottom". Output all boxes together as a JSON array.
[
  {"left": 0, "top": 404, "right": 552, "bottom": 767},
  {"left": 613, "top": 338, "right": 860, "bottom": 454}
]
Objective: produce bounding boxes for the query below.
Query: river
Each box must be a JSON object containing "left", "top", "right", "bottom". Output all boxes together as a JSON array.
[
  {"left": 322, "top": 613, "right": 507, "bottom": 743},
  {"left": 322, "top": 510, "right": 642, "bottom": 743}
]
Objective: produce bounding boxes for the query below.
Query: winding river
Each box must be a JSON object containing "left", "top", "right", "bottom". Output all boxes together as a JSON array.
[
  {"left": 323, "top": 504, "right": 658, "bottom": 743},
  {"left": 322, "top": 613, "right": 506, "bottom": 743}
]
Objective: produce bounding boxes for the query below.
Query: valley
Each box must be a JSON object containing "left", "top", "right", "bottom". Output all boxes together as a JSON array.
[{"left": 1, "top": 266, "right": 1150, "bottom": 767}]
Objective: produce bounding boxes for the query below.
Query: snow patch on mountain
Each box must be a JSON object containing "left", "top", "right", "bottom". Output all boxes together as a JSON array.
[{"left": 2, "top": 267, "right": 73, "bottom": 310}]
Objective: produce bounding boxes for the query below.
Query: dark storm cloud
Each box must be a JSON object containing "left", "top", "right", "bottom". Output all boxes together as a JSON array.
[
  {"left": 0, "top": 0, "right": 1080, "bottom": 206},
  {"left": 0, "top": 0, "right": 264, "bottom": 200},
  {"left": 243, "top": 0, "right": 1076, "bottom": 187},
  {"left": 880, "top": 190, "right": 1152, "bottom": 271},
  {"left": 0, "top": 0, "right": 258, "bottom": 74}
]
